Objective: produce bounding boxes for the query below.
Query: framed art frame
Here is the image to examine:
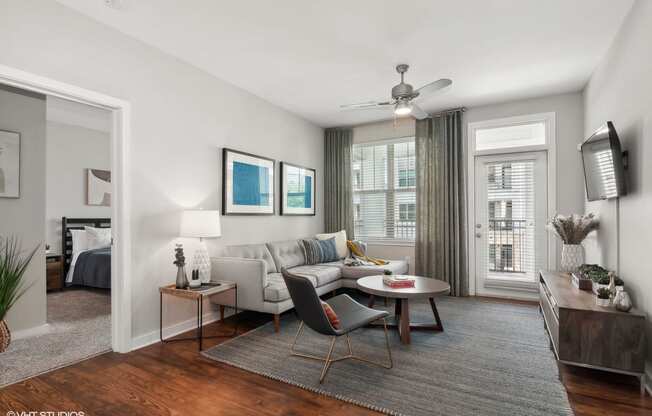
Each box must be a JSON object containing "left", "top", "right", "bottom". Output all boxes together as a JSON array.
[
  {"left": 222, "top": 148, "right": 275, "bottom": 215},
  {"left": 280, "top": 162, "right": 316, "bottom": 216},
  {"left": 0, "top": 130, "right": 20, "bottom": 198},
  {"left": 87, "top": 168, "right": 112, "bottom": 206}
]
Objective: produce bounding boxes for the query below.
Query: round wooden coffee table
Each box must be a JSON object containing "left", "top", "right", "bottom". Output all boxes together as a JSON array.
[{"left": 357, "top": 275, "right": 450, "bottom": 345}]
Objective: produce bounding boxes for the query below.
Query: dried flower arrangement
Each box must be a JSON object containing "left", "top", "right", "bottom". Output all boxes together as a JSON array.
[{"left": 548, "top": 213, "right": 599, "bottom": 244}]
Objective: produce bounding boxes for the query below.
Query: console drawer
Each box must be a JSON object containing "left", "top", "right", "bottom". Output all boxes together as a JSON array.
[{"left": 539, "top": 281, "right": 559, "bottom": 356}]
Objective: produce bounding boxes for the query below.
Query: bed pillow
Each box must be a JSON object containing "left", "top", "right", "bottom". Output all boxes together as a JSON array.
[
  {"left": 70, "top": 229, "right": 88, "bottom": 253},
  {"left": 315, "top": 230, "right": 347, "bottom": 259},
  {"left": 85, "top": 226, "right": 112, "bottom": 250}
]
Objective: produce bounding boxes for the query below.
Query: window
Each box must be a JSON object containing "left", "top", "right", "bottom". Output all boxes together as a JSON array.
[
  {"left": 352, "top": 138, "right": 416, "bottom": 242},
  {"left": 475, "top": 121, "right": 546, "bottom": 151}
]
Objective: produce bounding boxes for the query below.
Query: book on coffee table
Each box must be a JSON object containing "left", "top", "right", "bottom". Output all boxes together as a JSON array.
[{"left": 383, "top": 275, "right": 416, "bottom": 288}]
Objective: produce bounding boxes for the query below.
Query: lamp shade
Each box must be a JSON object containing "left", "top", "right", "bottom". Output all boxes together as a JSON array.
[{"left": 180, "top": 210, "right": 221, "bottom": 238}]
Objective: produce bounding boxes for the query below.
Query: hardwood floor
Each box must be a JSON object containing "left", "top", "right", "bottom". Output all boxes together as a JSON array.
[{"left": 1, "top": 306, "right": 650, "bottom": 416}]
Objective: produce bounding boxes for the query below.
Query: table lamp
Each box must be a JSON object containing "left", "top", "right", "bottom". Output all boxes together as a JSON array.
[{"left": 180, "top": 209, "right": 221, "bottom": 285}]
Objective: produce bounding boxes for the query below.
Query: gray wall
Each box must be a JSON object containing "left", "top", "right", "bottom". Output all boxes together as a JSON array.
[
  {"left": 0, "top": 86, "right": 46, "bottom": 332},
  {"left": 46, "top": 121, "right": 111, "bottom": 252},
  {"left": 1, "top": 0, "right": 323, "bottom": 339},
  {"left": 582, "top": 0, "right": 652, "bottom": 382}
]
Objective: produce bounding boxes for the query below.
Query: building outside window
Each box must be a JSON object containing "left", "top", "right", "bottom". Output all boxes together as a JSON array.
[{"left": 352, "top": 138, "right": 416, "bottom": 242}]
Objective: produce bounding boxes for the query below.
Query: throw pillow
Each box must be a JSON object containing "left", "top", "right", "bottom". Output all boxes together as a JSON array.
[
  {"left": 321, "top": 301, "right": 340, "bottom": 329},
  {"left": 317, "top": 238, "right": 339, "bottom": 263},
  {"left": 299, "top": 239, "right": 323, "bottom": 265},
  {"left": 85, "top": 226, "right": 112, "bottom": 250},
  {"left": 315, "top": 230, "right": 347, "bottom": 259}
]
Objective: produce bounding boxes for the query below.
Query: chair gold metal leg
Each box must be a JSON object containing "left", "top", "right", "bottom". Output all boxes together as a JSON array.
[
  {"left": 319, "top": 337, "right": 337, "bottom": 383},
  {"left": 290, "top": 319, "right": 393, "bottom": 383}
]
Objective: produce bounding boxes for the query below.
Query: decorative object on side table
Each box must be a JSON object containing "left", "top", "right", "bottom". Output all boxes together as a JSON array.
[
  {"left": 173, "top": 243, "right": 188, "bottom": 289},
  {"left": 280, "top": 162, "right": 316, "bottom": 216},
  {"left": 180, "top": 210, "right": 221, "bottom": 283},
  {"left": 548, "top": 213, "right": 599, "bottom": 272},
  {"left": 595, "top": 287, "right": 611, "bottom": 307},
  {"left": 613, "top": 290, "right": 633, "bottom": 312},
  {"left": 0, "top": 236, "right": 38, "bottom": 352},
  {"left": 222, "top": 148, "right": 275, "bottom": 215}
]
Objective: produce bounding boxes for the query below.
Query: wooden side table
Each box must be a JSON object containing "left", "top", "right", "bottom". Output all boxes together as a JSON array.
[
  {"left": 159, "top": 281, "right": 237, "bottom": 351},
  {"left": 46, "top": 254, "right": 64, "bottom": 291}
]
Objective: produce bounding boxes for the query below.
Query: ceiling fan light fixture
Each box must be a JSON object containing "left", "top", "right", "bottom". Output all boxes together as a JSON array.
[{"left": 394, "top": 100, "right": 412, "bottom": 116}]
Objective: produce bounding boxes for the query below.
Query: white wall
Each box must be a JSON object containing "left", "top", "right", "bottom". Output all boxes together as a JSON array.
[
  {"left": 352, "top": 118, "right": 416, "bottom": 273},
  {"left": 0, "top": 85, "right": 46, "bottom": 332},
  {"left": 465, "top": 92, "right": 585, "bottom": 270},
  {"left": 582, "top": 0, "right": 652, "bottom": 381},
  {"left": 0, "top": 0, "right": 323, "bottom": 340},
  {"left": 46, "top": 120, "right": 111, "bottom": 253}
]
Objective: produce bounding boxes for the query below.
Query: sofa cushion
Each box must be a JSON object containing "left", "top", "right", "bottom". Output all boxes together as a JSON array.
[
  {"left": 316, "top": 230, "right": 348, "bottom": 259},
  {"left": 290, "top": 264, "right": 342, "bottom": 287},
  {"left": 267, "top": 240, "right": 305, "bottom": 271},
  {"left": 264, "top": 271, "right": 318, "bottom": 302},
  {"left": 341, "top": 260, "right": 409, "bottom": 280},
  {"left": 264, "top": 273, "right": 290, "bottom": 302},
  {"left": 223, "top": 244, "right": 277, "bottom": 273}
]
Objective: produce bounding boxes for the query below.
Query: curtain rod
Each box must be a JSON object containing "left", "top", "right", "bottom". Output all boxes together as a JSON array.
[{"left": 430, "top": 107, "right": 466, "bottom": 117}]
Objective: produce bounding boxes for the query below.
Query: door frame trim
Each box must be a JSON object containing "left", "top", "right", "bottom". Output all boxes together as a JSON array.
[
  {"left": 467, "top": 112, "right": 557, "bottom": 297},
  {"left": 0, "top": 64, "right": 133, "bottom": 353}
]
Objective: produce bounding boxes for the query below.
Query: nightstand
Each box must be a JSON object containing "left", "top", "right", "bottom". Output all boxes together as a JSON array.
[
  {"left": 159, "top": 281, "right": 237, "bottom": 351},
  {"left": 46, "top": 254, "right": 64, "bottom": 291}
]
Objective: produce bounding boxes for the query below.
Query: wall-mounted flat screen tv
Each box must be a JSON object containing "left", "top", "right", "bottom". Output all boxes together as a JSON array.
[{"left": 581, "top": 121, "right": 626, "bottom": 201}]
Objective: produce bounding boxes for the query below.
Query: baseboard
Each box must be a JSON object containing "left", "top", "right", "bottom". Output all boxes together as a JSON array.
[
  {"left": 130, "top": 307, "right": 236, "bottom": 351},
  {"left": 12, "top": 323, "right": 51, "bottom": 340}
]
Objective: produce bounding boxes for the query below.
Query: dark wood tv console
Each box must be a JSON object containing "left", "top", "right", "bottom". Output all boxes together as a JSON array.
[{"left": 539, "top": 270, "right": 647, "bottom": 394}]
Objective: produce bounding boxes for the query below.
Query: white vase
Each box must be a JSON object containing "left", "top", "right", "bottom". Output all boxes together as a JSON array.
[{"left": 561, "top": 244, "right": 584, "bottom": 273}]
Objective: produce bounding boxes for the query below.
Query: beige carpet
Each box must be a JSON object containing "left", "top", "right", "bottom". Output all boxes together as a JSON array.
[{"left": 0, "top": 289, "right": 111, "bottom": 388}]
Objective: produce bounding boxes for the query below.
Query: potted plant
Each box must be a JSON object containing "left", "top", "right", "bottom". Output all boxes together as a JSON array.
[
  {"left": 173, "top": 243, "right": 188, "bottom": 289},
  {"left": 383, "top": 269, "right": 393, "bottom": 276},
  {"left": 0, "top": 236, "right": 38, "bottom": 353},
  {"left": 548, "top": 214, "right": 599, "bottom": 273},
  {"left": 595, "top": 287, "right": 611, "bottom": 307}
]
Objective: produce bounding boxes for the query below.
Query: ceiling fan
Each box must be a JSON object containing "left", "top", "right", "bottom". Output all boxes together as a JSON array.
[{"left": 340, "top": 64, "right": 452, "bottom": 120}]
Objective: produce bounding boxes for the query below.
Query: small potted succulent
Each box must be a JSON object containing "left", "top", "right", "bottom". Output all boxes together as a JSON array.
[
  {"left": 383, "top": 269, "right": 393, "bottom": 276},
  {"left": 595, "top": 287, "right": 611, "bottom": 307}
]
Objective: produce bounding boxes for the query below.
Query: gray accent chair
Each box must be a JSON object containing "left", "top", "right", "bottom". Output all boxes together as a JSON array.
[
  {"left": 211, "top": 239, "right": 408, "bottom": 332},
  {"left": 281, "top": 268, "right": 392, "bottom": 383}
]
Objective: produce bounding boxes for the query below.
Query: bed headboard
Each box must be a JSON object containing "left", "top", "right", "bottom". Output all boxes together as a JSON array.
[{"left": 62, "top": 217, "right": 111, "bottom": 276}]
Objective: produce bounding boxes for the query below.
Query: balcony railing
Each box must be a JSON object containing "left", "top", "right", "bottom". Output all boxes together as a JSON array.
[
  {"left": 353, "top": 220, "right": 415, "bottom": 240},
  {"left": 488, "top": 219, "right": 527, "bottom": 273}
]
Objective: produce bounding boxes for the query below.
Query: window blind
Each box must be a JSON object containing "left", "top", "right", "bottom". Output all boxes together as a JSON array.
[{"left": 352, "top": 138, "right": 416, "bottom": 242}]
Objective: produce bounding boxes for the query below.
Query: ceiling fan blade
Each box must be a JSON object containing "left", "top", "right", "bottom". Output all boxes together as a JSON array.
[
  {"left": 415, "top": 78, "right": 452, "bottom": 97},
  {"left": 340, "top": 101, "right": 392, "bottom": 110},
  {"left": 410, "top": 104, "right": 429, "bottom": 120}
]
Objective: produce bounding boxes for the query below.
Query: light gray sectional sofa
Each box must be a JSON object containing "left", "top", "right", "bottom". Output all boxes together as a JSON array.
[{"left": 210, "top": 239, "right": 408, "bottom": 331}]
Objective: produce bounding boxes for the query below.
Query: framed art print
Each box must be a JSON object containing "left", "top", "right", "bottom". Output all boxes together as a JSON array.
[
  {"left": 87, "top": 168, "right": 111, "bottom": 206},
  {"left": 0, "top": 130, "right": 20, "bottom": 198},
  {"left": 222, "top": 148, "right": 275, "bottom": 215},
  {"left": 280, "top": 162, "right": 315, "bottom": 216}
]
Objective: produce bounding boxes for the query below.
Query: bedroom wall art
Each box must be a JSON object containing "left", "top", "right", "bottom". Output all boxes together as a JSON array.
[
  {"left": 222, "top": 148, "right": 275, "bottom": 215},
  {"left": 280, "top": 162, "right": 316, "bottom": 216},
  {"left": 0, "top": 130, "right": 20, "bottom": 198},
  {"left": 86, "top": 168, "right": 111, "bottom": 206}
]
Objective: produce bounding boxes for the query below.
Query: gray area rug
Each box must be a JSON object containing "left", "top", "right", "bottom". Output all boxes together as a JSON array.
[
  {"left": 203, "top": 296, "right": 572, "bottom": 416},
  {"left": 0, "top": 289, "right": 111, "bottom": 388}
]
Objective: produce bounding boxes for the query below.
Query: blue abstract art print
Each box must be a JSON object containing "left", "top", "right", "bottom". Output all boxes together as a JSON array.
[
  {"left": 223, "top": 148, "right": 275, "bottom": 215},
  {"left": 280, "top": 162, "right": 316, "bottom": 215}
]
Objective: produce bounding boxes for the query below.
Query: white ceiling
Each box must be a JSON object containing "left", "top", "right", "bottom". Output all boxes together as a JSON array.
[{"left": 56, "top": 0, "right": 634, "bottom": 127}]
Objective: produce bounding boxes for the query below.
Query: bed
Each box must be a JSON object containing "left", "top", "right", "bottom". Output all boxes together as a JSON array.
[{"left": 62, "top": 217, "right": 111, "bottom": 289}]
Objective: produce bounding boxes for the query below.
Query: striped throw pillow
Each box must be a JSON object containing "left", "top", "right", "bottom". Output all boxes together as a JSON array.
[{"left": 300, "top": 239, "right": 323, "bottom": 265}]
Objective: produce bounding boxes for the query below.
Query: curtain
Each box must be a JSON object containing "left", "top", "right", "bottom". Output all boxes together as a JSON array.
[
  {"left": 324, "top": 128, "right": 354, "bottom": 238},
  {"left": 415, "top": 111, "right": 468, "bottom": 296}
]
